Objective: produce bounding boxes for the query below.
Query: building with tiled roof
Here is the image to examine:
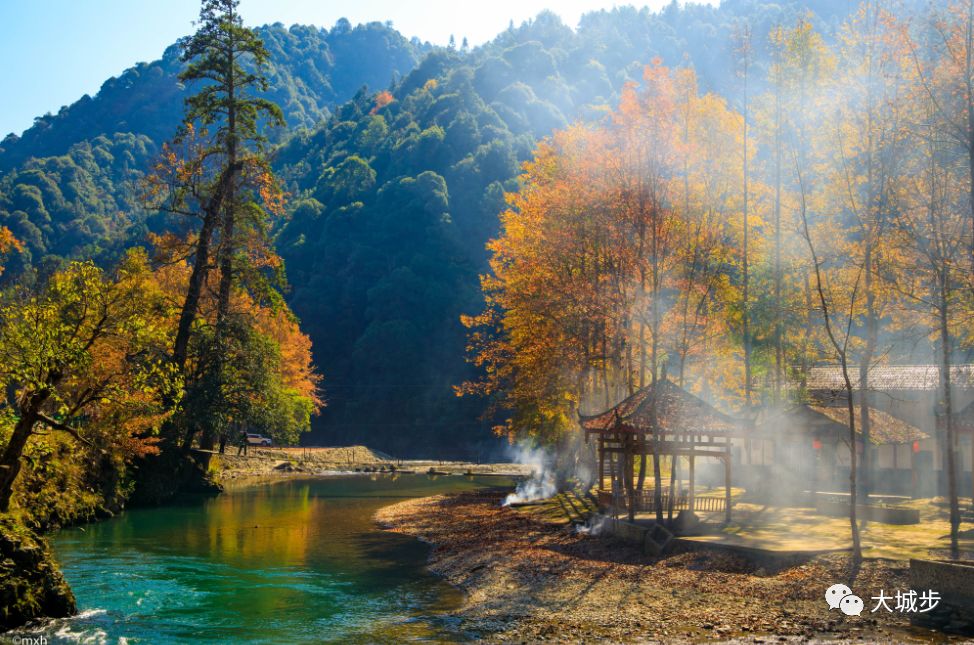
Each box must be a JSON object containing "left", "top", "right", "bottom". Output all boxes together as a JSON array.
[
  {"left": 807, "top": 365, "right": 974, "bottom": 391},
  {"left": 800, "top": 364, "right": 974, "bottom": 497}
]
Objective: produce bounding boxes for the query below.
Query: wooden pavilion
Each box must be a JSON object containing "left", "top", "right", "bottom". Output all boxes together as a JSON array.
[{"left": 580, "top": 378, "right": 748, "bottom": 523}]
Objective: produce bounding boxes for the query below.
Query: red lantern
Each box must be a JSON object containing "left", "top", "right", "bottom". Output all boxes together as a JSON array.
[
  {"left": 912, "top": 440, "right": 921, "bottom": 454},
  {"left": 812, "top": 438, "right": 822, "bottom": 450}
]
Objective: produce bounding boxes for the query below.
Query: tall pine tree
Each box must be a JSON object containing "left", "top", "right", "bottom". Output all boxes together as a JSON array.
[{"left": 171, "top": 0, "right": 284, "bottom": 375}]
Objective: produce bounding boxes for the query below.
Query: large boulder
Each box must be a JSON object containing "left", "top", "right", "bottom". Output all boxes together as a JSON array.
[{"left": 0, "top": 516, "right": 76, "bottom": 630}]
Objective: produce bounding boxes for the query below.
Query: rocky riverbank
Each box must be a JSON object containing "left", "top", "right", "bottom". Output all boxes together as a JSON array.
[
  {"left": 208, "top": 445, "right": 393, "bottom": 481},
  {"left": 209, "top": 446, "right": 532, "bottom": 482},
  {"left": 375, "top": 490, "right": 949, "bottom": 643},
  {"left": 0, "top": 517, "right": 75, "bottom": 631}
]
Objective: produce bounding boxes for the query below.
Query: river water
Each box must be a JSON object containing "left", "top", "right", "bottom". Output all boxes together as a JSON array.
[{"left": 37, "top": 474, "right": 512, "bottom": 644}]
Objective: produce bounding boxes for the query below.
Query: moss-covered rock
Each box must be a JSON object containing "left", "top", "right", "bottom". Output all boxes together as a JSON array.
[
  {"left": 128, "top": 448, "right": 222, "bottom": 506},
  {"left": 0, "top": 516, "right": 76, "bottom": 630}
]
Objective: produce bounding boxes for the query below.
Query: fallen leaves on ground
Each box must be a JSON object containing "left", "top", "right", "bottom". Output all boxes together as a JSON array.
[{"left": 375, "top": 490, "right": 951, "bottom": 644}]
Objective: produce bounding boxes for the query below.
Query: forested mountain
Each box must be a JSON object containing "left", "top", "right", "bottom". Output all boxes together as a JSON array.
[
  {"left": 0, "top": 21, "right": 424, "bottom": 274},
  {"left": 0, "top": 1, "right": 871, "bottom": 456},
  {"left": 272, "top": 1, "right": 873, "bottom": 456},
  {"left": 0, "top": 21, "right": 423, "bottom": 168}
]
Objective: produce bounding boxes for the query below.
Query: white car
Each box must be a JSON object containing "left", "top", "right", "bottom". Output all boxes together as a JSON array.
[{"left": 246, "top": 433, "right": 273, "bottom": 446}]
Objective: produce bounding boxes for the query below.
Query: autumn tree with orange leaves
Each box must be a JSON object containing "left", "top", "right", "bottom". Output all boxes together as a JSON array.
[
  {"left": 465, "top": 2, "right": 974, "bottom": 562},
  {"left": 0, "top": 251, "right": 182, "bottom": 513},
  {"left": 140, "top": 0, "right": 320, "bottom": 456},
  {"left": 463, "top": 61, "right": 753, "bottom": 520},
  {"left": 0, "top": 227, "right": 21, "bottom": 278}
]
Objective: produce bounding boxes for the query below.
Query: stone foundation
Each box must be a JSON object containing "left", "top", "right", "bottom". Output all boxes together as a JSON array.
[{"left": 909, "top": 559, "right": 974, "bottom": 635}]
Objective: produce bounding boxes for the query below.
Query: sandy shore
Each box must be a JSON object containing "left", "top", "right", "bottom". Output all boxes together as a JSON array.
[{"left": 375, "top": 489, "right": 957, "bottom": 644}]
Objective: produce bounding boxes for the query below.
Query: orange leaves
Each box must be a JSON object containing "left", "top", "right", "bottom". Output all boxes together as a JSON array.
[
  {"left": 244, "top": 238, "right": 284, "bottom": 270},
  {"left": 139, "top": 127, "right": 210, "bottom": 210},
  {"left": 147, "top": 231, "right": 193, "bottom": 263},
  {"left": 371, "top": 90, "right": 394, "bottom": 114},
  {"left": 0, "top": 226, "right": 21, "bottom": 252},
  {"left": 463, "top": 57, "right": 768, "bottom": 436},
  {"left": 246, "top": 156, "right": 288, "bottom": 217},
  {"left": 0, "top": 226, "right": 21, "bottom": 277},
  {"left": 251, "top": 305, "right": 324, "bottom": 412}
]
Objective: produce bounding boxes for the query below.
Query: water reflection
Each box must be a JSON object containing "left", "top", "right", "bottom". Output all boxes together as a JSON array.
[{"left": 45, "top": 475, "right": 512, "bottom": 644}]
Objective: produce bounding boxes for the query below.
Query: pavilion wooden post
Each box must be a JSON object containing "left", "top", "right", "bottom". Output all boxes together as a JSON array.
[
  {"left": 688, "top": 449, "right": 696, "bottom": 512},
  {"left": 623, "top": 434, "right": 637, "bottom": 521},
  {"left": 724, "top": 455, "right": 732, "bottom": 524},
  {"left": 598, "top": 435, "right": 605, "bottom": 491},
  {"left": 611, "top": 434, "right": 622, "bottom": 517}
]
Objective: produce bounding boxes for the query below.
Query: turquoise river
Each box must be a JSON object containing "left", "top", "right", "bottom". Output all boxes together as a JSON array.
[{"left": 31, "top": 474, "right": 513, "bottom": 644}]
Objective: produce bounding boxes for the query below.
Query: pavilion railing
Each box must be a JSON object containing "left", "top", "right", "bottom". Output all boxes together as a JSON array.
[{"left": 599, "top": 489, "right": 727, "bottom": 514}]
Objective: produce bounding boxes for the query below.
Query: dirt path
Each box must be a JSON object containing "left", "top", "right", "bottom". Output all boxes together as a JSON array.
[{"left": 375, "top": 490, "right": 959, "bottom": 643}]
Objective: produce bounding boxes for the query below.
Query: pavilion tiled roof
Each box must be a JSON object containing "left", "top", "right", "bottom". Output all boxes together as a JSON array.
[
  {"left": 579, "top": 378, "right": 744, "bottom": 435},
  {"left": 806, "top": 365, "right": 974, "bottom": 391}
]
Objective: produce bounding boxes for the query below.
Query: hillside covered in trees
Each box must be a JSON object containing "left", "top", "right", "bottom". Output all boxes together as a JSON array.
[
  {"left": 0, "top": 21, "right": 425, "bottom": 276},
  {"left": 1, "top": 0, "right": 892, "bottom": 456}
]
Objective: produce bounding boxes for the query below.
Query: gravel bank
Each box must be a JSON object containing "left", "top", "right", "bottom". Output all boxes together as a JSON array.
[{"left": 208, "top": 446, "right": 532, "bottom": 483}]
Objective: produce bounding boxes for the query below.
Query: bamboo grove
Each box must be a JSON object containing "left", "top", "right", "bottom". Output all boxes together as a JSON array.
[{"left": 462, "top": 1, "right": 974, "bottom": 557}]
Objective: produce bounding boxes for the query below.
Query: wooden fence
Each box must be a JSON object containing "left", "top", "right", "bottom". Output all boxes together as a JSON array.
[{"left": 599, "top": 489, "right": 726, "bottom": 514}]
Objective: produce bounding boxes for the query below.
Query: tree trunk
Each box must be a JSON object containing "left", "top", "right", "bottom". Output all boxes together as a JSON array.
[
  {"left": 172, "top": 165, "right": 238, "bottom": 374},
  {"left": 773, "top": 69, "right": 783, "bottom": 404},
  {"left": 199, "top": 424, "right": 217, "bottom": 453},
  {"left": 940, "top": 295, "right": 960, "bottom": 559},
  {"left": 843, "top": 378, "right": 862, "bottom": 566},
  {"left": 967, "top": 1, "right": 974, "bottom": 286},
  {"left": 800, "top": 272, "right": 813, "bottom": 389},
  {"left": 742, "top": 107, "right": 751, "bottom": 409},
  {"left": 798, "top": 175, "right": 862, "bottom": 564},
  {"left": 0, "top": 389, "right": 48, "bottom": 512},
  {"left": 181, "top": 421, "right": 197, "bottom": 453},
  {"left": 0, "top": 415, "right": 36, "bottom": 513},
  {"left": 651, "top": 389, "right": 664, "bottom": 524},
  {"left": 860, "top": 239, "right": 877, "bottom": 505}
]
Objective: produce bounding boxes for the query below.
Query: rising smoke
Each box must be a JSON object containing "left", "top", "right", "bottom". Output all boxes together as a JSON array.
[{"left": 502, "top": 442, "right": 557, "bottom": 505}]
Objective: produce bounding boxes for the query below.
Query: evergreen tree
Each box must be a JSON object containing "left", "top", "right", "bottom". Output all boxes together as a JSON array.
[{"left": 172, "top": 0, "right": 284, "bottom": 378}]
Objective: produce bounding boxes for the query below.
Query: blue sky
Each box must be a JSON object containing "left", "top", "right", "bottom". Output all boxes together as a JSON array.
[{"left": 0, "top": 1, "right": 711, "bottom": 137}]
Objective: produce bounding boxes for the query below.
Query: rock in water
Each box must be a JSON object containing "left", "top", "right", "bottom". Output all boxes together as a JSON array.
[{"left": 0, "top": 516, "right": 76, "bottom": 630}]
